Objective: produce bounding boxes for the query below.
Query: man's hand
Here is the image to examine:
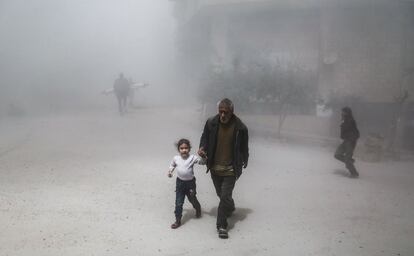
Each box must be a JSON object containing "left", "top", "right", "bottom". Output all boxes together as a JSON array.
[
  {"left": 198, "top": 147, "right": 206, "bottom": 158},
  {"left": 167, "top": 170, "right": 173, "bottom": 178}
]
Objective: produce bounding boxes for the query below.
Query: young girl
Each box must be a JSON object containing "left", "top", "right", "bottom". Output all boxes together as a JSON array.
[{"left": 168, "top": 138, "right": 206, "bottom": 229}]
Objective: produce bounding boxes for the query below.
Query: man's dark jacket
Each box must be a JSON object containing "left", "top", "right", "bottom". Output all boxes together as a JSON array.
[
  {"left": 199, "top": 114, "right": 249, "bottom": 178},
  {"left": 340, "top": 116, "right": 360, "bottom": 141},
  {"left": 113, "top": 77, "right": 130, "bottom": 96}
]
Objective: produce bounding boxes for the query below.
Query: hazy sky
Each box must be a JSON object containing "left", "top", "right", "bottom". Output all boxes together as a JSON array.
[{"left": 0, "top": 0, "right": 176, "bottom": 104}]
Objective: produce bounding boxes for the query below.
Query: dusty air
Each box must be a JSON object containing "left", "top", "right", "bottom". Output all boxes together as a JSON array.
[{"left": 0, "top": 0, "right": 413, "bottom": 255}]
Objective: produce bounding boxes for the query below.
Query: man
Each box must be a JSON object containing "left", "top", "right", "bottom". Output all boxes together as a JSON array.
[
  {"left": 334, "top": 106, "right": 360, "bottom": 178},
  {"left": 198, "top": 98, "right": 249, "bottom": 239},
  {"left": 113, "top": 73, "right": 130, "bottom": 115}
]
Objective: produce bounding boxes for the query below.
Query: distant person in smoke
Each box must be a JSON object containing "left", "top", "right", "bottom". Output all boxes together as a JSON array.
[
  {"left": 198, "top": 98, "right": 249, "bottom": 239},
  {"left": 113, "top": 73, "right": 130, "bottom": 115},
  {"left": 334, "top": 106, "right": 360, "bottom": 178},
  {"left": 168, "top": 139, "right": 206, "bottom": 229}
]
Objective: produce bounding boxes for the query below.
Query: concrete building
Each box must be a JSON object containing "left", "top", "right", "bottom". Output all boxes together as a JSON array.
[
  {"left": 171, "top": 0, "right": 414, "bottom": 103},
  {"left": 171, "top": 0, "right": 414, "bottom": 149}
]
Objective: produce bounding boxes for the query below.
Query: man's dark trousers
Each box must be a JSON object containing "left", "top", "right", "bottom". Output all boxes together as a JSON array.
[
  {"left": 116, "top": 93, "right": 127, "bottom": 115},
  {"left": 211, "top": 174, "right": 236, "bottom": 229},
  {"left": 335, "top": 140, "right": 358, "bottom": 176}
]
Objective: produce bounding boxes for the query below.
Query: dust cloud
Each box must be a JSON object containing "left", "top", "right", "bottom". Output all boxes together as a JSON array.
[
  {"left": 0, "top": 2, "right": 414, "bottom": 255},
  {"left": 0, "top": 0, "right": 178, "bottom": 116}
]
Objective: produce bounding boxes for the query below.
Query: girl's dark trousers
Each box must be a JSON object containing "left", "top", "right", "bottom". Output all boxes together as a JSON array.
[{"left": 174, "top": 177, "right": 200, "bottom": 219}]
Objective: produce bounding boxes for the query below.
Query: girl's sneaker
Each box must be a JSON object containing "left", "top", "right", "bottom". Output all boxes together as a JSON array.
[{"left": 171, "top": 219, "right": 181, "bottom": 229}]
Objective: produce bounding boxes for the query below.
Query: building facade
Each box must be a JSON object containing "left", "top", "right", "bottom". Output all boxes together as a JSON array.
[
  {"left": 172, "top": 0, "right": 414, "bottom": 103},
  {"left": 171, "top": 0, "right": 414, "bottom": 149}
]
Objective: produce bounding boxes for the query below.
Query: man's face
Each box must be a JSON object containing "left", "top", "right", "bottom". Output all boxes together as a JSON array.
[{"left": 218, "top": 105, "right": 233, "bottom": 124}]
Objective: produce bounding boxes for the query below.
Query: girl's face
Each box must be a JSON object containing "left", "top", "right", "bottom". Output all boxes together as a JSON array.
[{"left": 178, "top": 143, "right": 190, "bottom": 158}]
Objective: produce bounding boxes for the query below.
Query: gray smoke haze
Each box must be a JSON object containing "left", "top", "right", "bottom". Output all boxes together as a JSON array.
[
  {"left": 1, "top": 0, "right": 413, "bottom": 149},
  {"left": 0, "top": 2, "right": 413, "bottom": 254},
  {"left": 0, "top": 0, "right": 177, "bottom": 114}
]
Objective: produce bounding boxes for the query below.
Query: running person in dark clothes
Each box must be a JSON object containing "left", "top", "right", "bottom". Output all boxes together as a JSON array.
[{"left": 335, "top": 106, "right": 360, "bottom": 178}]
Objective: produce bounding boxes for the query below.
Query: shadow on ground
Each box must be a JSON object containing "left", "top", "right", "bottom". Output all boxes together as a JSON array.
[
  {"left": 181, "top": 208, "right": 199, "bottom": 224},
  {"left": 200, "top": 207, "right": 253, "bottom": 231},
  {"left": 333, "top": 168, "right": 351, "bottom": 178}
]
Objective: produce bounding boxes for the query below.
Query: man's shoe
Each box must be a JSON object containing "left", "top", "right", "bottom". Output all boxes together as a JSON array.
[
  {"left": 171, "top": 219, "right": 181, "bottom": 229},
  {"left": 218, "top": 228, "right": 228, "bottom": 239}
]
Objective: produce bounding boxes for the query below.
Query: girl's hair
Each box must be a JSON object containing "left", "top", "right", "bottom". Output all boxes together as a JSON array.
[{"left": 176, "top": 138, "right": 191, "bottom": 151}]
